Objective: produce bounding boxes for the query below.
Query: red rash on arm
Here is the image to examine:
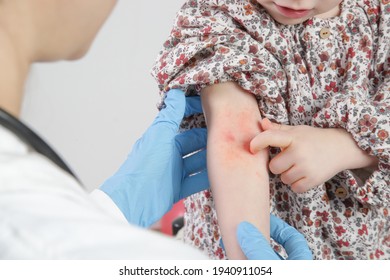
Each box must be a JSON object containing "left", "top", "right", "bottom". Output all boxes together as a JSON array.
[
  {"left": 220, "top": 110, "right": 261, "bottom": 156},
  {"left": 201, "top": 82, "right": 270, "bottom": 259},
  {"left": 223, "top": 131, "right": 236, "bottom": 143}
]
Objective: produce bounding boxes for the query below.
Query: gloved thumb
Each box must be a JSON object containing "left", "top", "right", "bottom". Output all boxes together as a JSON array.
[
  {"left": 154, "top": 89, "right": 186, "bottom": 129},
  {"left": 237, "top": 221, "right": 280, "bottom": 260}
]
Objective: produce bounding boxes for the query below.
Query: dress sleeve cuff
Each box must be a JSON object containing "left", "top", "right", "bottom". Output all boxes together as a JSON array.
[
  {"left": 311, "top": 89, "right": 389, "bottom": 163},
  {"left": 311, "top": 89, "right": 390, "bottom": 206}
]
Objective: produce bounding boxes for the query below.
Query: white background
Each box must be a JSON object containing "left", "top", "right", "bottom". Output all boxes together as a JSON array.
[{"left": 21, "top": 0, "right": 184, "bottom": 191}]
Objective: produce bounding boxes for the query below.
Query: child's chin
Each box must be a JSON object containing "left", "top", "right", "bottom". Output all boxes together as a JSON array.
[{"left": 273, "top": 16, "right": 310, "bottom": 25}]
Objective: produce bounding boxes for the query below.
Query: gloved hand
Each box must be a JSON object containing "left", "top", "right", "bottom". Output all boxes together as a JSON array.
[
  {"left": 237, "top": 215, "right": 313, "bottom": 260},
  {"left": 100, "top": 89, "right": 208, "bottom": 227}
]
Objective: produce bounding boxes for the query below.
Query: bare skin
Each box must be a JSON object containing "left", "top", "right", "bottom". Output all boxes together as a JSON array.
[
  {"left": 3, "top": 0, "right": 376, "bottom": 260},
  {"left": 257, "top": 0, "right": 343, "bottom": 25},
  {"left": 199, "top": 0, "right": 378, "bottom": 260},
  {"left": 250, "top": 119, "right": 378, "bottom": 193},
  {"left": 0, "top": 0, "right": 117, "bottom": 117},
  {"left": 202, "top": 82, "right": 270, "bottom": 259}
]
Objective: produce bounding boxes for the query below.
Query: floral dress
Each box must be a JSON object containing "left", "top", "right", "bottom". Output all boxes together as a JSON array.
[{"left": 151, "top": 0, "right": 390, "bottom": 259}]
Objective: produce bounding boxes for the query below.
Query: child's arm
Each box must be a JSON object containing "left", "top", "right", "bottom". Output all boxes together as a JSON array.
[
  {"left": 201, "top": 82, "right": 270, "bottom": 259},
  {"left": 250, "top": 119, "right": 379, "bottom": 193}
]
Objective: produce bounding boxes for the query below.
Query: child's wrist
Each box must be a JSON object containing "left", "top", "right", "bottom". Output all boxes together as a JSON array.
[{"left": 334, "top": 128, "right": 378, "bottom": 171}]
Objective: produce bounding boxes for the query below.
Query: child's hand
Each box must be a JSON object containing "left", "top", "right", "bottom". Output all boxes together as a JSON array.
[{"left": 250, "top": 119, "right": 376, "bottom": 193}]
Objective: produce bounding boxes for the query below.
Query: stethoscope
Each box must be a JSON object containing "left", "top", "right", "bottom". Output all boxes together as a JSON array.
[{"left": 0, "top": 107, "right": 80, "bottom": 183}]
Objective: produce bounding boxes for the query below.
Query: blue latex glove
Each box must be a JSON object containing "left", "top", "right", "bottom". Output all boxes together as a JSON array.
[
  {"left": 237, "top": 215, "right": 313, "bottom": 260},
  {"left": 100, "top": 89, "right": 208, "bottom": 227}
]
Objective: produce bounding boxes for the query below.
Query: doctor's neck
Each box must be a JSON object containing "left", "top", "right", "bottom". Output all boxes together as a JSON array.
[
  {"left": 0, "top": 30, "right": 31, "bottom": 118},
  {"left": 0, "top": 0, "right": 38, "bottom": 118}
]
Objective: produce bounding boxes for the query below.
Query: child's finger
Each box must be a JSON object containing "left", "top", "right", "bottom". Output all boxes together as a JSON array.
[
  {"left": 280, "top": 166, "right": 304, "bottom": 185},
  {"left": 260, "top": 118, "right": 290, "bottom": 131},
  {"left": 259, "top": 118, "right": 274, "bottom": 131},
  {"left": 269, "top": 152, "right": 295, "bottom": 175},
  {"left": 291, "top": 178, "right": 311, "bottom": 193},
  {"left": 250, "top": 130, "right": 293, "bottom": 154}
]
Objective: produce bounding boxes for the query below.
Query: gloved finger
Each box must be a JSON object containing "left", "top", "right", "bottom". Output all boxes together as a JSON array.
[
  {"left": 153, "top": 89, "right": 186, "bottom": 130},
  {"left": 175, "top": 128, "right": 207, "bottom": 156},
  {"left": 183, "top": 149, "right": 207, "bottom": 176},
  {"left": 185, "top": 96, "right": 203, "bottom": 117},
  {"left": 237, "top": 221, "right": 280, "bottom": 260},
  {"left": 180, "top": 170, "right": 209, "bottom": 199},
  {"left": 270, "top": 215, "right": 313, "bottom": 260},
  {"left": 219, "top": 239, "right": 225, "bottom": 251}
]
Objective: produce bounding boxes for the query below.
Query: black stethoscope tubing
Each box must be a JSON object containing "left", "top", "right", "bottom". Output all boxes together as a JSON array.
[{"left": 0, "top": 108, "right": 80, "bottom": 184}]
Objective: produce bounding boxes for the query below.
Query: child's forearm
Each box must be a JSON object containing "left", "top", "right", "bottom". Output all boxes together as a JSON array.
[
  {"left": 208, "top": 131, "right": 270, "bottom": 259},
  {"left": 202, "top": 82, "right": 270, "bottom": 259},
  {"left": 332, "top": 128, "right": 379, "bottom": 171}
]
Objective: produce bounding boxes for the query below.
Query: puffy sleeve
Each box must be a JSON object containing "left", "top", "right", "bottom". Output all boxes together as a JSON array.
[
  {"left": 311, "top": 0, "right": 390, "bottom": 207},
  {"left": 151, "top": 0, "right": 287, "bottom": 120},
  {"left": 312, "top": 86, "right": 390, "bottom": 206}
]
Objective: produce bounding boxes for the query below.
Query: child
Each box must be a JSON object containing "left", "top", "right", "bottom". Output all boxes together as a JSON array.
[{"left": 151, "top": 0, "right": 390, "bottom": 259}]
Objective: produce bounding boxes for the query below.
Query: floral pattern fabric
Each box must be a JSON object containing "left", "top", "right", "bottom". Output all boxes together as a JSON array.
[{"left": 151, "top": 0, "right": 390, "bottom": 259}]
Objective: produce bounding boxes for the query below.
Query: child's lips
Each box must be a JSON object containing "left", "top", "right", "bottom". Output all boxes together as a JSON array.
[{"left": 274, "top": 4, "right": 312, "bottom": 19}]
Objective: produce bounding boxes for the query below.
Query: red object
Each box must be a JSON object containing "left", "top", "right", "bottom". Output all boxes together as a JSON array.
[{"left": 160, "top": 199, "right": 185, "bottom": 235}]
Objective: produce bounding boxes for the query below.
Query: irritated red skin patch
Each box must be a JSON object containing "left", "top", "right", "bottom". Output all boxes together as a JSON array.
[
  {"left": 216, "top": 109, "right": 260, "bottom": 163},
  {"left": 220, "top": 131, "right": 253, "bottom": 165},
  {"left": 223, "top": 131, "right": 236, "bottom": 143}
]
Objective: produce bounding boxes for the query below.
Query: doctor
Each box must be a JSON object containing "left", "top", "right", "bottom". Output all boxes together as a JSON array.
[{"left": 0, "top": 0, "right": 311, "bottom": 259}]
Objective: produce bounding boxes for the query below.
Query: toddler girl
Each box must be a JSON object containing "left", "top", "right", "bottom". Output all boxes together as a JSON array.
[{"left": 152, "top": 0, "right": 390, "bottom": 259}]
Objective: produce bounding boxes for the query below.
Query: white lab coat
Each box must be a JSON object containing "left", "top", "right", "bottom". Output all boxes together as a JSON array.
[{"left": 0, "top": 125, "right": 207, "bottom": 259}]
